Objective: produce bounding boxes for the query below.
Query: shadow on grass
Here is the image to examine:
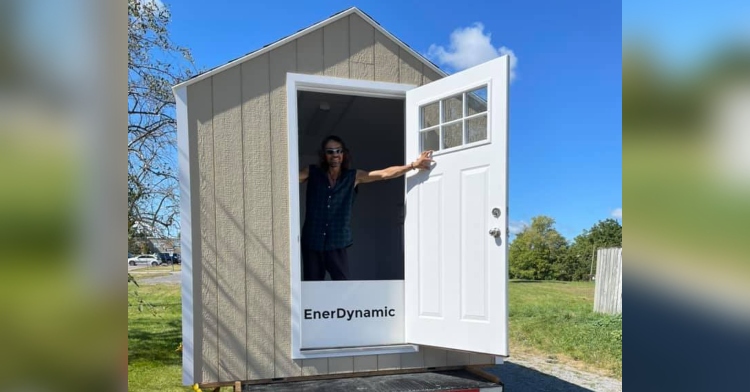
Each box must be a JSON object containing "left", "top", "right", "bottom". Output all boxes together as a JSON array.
[{"left": 128, "top": 319, "right": 182, "bottom": 366}]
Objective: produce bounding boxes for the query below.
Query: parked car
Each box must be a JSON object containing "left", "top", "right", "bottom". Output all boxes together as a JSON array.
[{"left": 128, "top": 254, "right": 160, "bottom": 267}]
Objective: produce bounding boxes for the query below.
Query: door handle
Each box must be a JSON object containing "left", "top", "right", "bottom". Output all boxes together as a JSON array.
[{"left": 489, "top": 228, "right": 501, "bottom": 238}]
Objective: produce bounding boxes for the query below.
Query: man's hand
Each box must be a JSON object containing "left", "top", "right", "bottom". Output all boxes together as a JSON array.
[{"left": 412, "top": 150, "right": 434, "bottom": 170}]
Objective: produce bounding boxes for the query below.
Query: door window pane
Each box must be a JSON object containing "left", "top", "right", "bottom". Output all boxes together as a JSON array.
[
  {"left": 421, "top": 102, "right": 439, "bottom": 129},
  {"left": 442, "top": 95, "right": 463, "bottom": 123},
  {"left": 466, "top": 86, "right": 488, "bottom": 116},
  {"left": 421, "top": 128, "right": 440, "bottom": 151},
  {"left": 466, "top": 114, "right": 487, "bottom": 143},
  {"left": 442, "top": 122, "right": 463, "bottom": 149}
]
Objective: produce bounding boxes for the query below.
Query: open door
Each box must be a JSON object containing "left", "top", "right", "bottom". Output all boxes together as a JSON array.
[{"left": 405, "top": 55, "right": 509, "bottom": 356}]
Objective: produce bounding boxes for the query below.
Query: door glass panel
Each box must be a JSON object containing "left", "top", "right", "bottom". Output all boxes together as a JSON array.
[
  {"left": 442, "top": 95, "right": 463, "bottom": 123},
  {"left": 421, "top": 102, "right": 439, "bottom": 129},
  {"left": 466, "top": 86, "right": 488, "bottom": 116},
  {"left": 442, "top": 122, "right": 463, "bottom": 149},
  {"left": 421, "top": 128, "right": 440, "bottom": 151},
  {"left": 466, "top": 115, "right": 488, "bottom": 143},
  {"left": 419, "top": 84, "right": 489, "bottom": 152}
]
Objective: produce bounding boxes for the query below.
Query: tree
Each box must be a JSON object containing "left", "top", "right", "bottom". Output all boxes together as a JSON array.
[
  {"left": 565, "top": 218, "right": 622, "bottom": 280},
  {"left": 128, "top": 0, "right": 195, "bottom": 244},
  {"left": 508, "top": 216, "right": 569, "bottom": 280}
]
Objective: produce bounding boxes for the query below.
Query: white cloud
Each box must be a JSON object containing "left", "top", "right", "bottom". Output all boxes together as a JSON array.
[
  {"left": 611, "top": 208, "right": 622, "bottom": 219},
  {"left": 427, "top": 23, "right": 518, "bottom": 80},
  {"left": 508, "top": 220, "right": 529, "bottom": 235}
]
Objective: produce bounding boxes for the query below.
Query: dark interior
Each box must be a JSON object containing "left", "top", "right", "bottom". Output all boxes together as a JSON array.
[{"left": 297, "top": 91, "right": 405, "bottom": 280}]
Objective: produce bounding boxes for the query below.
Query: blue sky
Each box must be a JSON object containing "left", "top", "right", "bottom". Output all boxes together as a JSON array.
[{"left": 165, "top": 0, "right": 622, "bottom": 241}]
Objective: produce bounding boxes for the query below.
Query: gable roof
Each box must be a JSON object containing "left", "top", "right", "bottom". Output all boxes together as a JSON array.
[{"left": 173, "top": 7, "right": 447, "bottom": 90}]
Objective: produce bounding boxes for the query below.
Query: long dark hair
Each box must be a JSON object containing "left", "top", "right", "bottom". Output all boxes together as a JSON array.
[{"left": 318, "top": 135, "right": 351, "bottom": 171}]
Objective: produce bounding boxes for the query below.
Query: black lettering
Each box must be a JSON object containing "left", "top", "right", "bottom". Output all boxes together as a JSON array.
[
  {"left": 347, "top": 309, "right": 354, "bottom": 321},
  {"left": 337, "top": 308, "right": 346, "bottom": 318},
  {"left": 322, "top": 311, "right": 330, "bottom": 318},
  {"left": 304, "top": 309, "right": 312, "bottom": 319},
  {"left": 313, "top": 310, "right": 321, "bottom": 319},
  {"left": 364, "top": 310, "right": 371, "bottom": 317},
  {"left": 356, "top": 310, "right": 363, "bottom": 318},
  {"left": 389, "top": 309, "right": 396, "bottom": 317},
  {"left": 372, "top": 309, "right": 384, "bottom": 317}
]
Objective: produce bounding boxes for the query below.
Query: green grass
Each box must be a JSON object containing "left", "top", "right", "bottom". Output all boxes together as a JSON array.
[
  {"left": 129, "top": 281, "right": 621, "bottom": 389},
  {"left": 128, "top": 284, "right": 193, "bottom": 392},
  {"left": 508, "top": 280, "right": 622, "bottom": 378}
]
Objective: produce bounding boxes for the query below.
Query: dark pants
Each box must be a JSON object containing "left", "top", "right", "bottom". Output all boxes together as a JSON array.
[{"left": 302, "top": 248, "right": 349, "bottom": 281}]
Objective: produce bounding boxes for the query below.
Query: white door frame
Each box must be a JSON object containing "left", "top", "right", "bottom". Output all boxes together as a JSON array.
[{"left": 286, "top": 73, "right": 417, "bottom": 359}]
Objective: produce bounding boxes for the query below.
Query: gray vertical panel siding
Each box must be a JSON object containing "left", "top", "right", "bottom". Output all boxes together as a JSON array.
[
  {"left": 190, "top": 18, "right": 455, "bottom": 383},
  {"left": 446, "top": 350, "right": 471, "bottom": 366},
  {"left": 400, "top": 350, "right": 425, "bottom": 369},
  {"left": 422, "top": 66, "right": 443, "bottom": 85},
  {"left": 269, "top": 41, "right": 302, "bottom": 378},
  {"left": 399, "top": 47, "right": 423, "bottom": 86},
  {"left": 212, "top": 66, "right": 247, "bottom": 381},
  {"left": 349, "top": 14, "right": 374, "bottom": 80},
  {"left": 469, "top": 353, "right": 495, "bottom": 365},
  {"left": 353, "top": 355, "right": 378, "bottom": 372},
  {"left": 241, "top": 53, "right": 275, "bottom": 380},
  {"left": 423, "top": 346, "right": 448, "bottom": 368},
  {"left": 323, "top": 17, "right": 349, "bottom": 78},
  {"left": 377, "top": 354, "right": 401, "bottom": 371},
  {"left": 302, "top": 358, "right": 328, "bottom": 376},
  {"left": 297, "top": 29, "right": 324, "bottom": 75},
  {"left": 187, "top": 80, "right": 210, "bottom": 383},
  {"left": 374, "top": 30, "right": 399, "bottom": 83},
  {"left": 191, "top": 77, "right": 219, "bottom": 382},
  {"left": 328, "top": 357, "right": 354, "bottom": 374}
]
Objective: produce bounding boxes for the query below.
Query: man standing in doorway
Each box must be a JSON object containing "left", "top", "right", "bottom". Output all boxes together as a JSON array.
[{"left": 299, "top": 135, "right": 433, "bottom": 281}]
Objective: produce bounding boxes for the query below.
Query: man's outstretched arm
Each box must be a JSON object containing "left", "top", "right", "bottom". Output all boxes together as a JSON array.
[{"left": 355, "top": 150, "right": 433, "bottom": 185}]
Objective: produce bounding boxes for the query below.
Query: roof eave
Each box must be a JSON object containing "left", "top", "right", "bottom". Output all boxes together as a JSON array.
[{"left": 172, "top": 7, "right": 446, "bottom": 92}]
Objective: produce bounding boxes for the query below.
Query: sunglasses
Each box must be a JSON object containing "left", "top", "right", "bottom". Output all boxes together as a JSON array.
[{"left": 325, "top": 148, "right": 343, "bottom": 155}]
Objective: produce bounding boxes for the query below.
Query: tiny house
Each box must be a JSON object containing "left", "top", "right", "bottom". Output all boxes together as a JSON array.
[{"left": 173, "top": 7, "right": 510, "bottom": 388}]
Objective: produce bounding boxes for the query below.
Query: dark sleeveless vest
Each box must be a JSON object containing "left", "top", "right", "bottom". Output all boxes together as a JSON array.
[{"left": 301, "top": 165, "right": 357, "bottom": 251}]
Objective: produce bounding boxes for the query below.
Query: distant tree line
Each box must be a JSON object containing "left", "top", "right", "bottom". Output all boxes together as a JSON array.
[{"left": 509, "top": 216, "right": 621, "bottom": 281}]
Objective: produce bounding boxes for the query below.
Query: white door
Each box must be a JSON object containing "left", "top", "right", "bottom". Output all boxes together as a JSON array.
[{"left": 404, "top": 55, "right": 509, "bottom": 356}]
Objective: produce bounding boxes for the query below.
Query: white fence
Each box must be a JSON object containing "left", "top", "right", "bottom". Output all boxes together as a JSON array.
[{"left": 594, "top": 247, "right": 622, "bottom": 315}]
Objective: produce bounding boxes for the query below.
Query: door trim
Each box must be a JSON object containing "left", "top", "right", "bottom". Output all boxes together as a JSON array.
[{"left": 286, "top": 73, "right": 415, "bottom": 359}]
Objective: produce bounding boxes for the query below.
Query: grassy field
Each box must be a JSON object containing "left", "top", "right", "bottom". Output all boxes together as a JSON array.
[
  {"left": 128, "top": 284, "right": 188, "bottom": 392},
  {"left": 128, "top": 281, "right": 621, "bottom": 390},
  {"left": 508, "top": 280, "right": 622, "bottom": 378}
]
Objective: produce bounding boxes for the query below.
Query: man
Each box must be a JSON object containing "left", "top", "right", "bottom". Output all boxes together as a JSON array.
[{"left": 299, "top": 135, "right": 433, "bottom": 281}]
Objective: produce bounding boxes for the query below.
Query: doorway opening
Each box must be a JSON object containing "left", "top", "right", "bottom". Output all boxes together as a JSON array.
[{"left": 296, "top": 91, "right": 405, "bottom": 281}]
